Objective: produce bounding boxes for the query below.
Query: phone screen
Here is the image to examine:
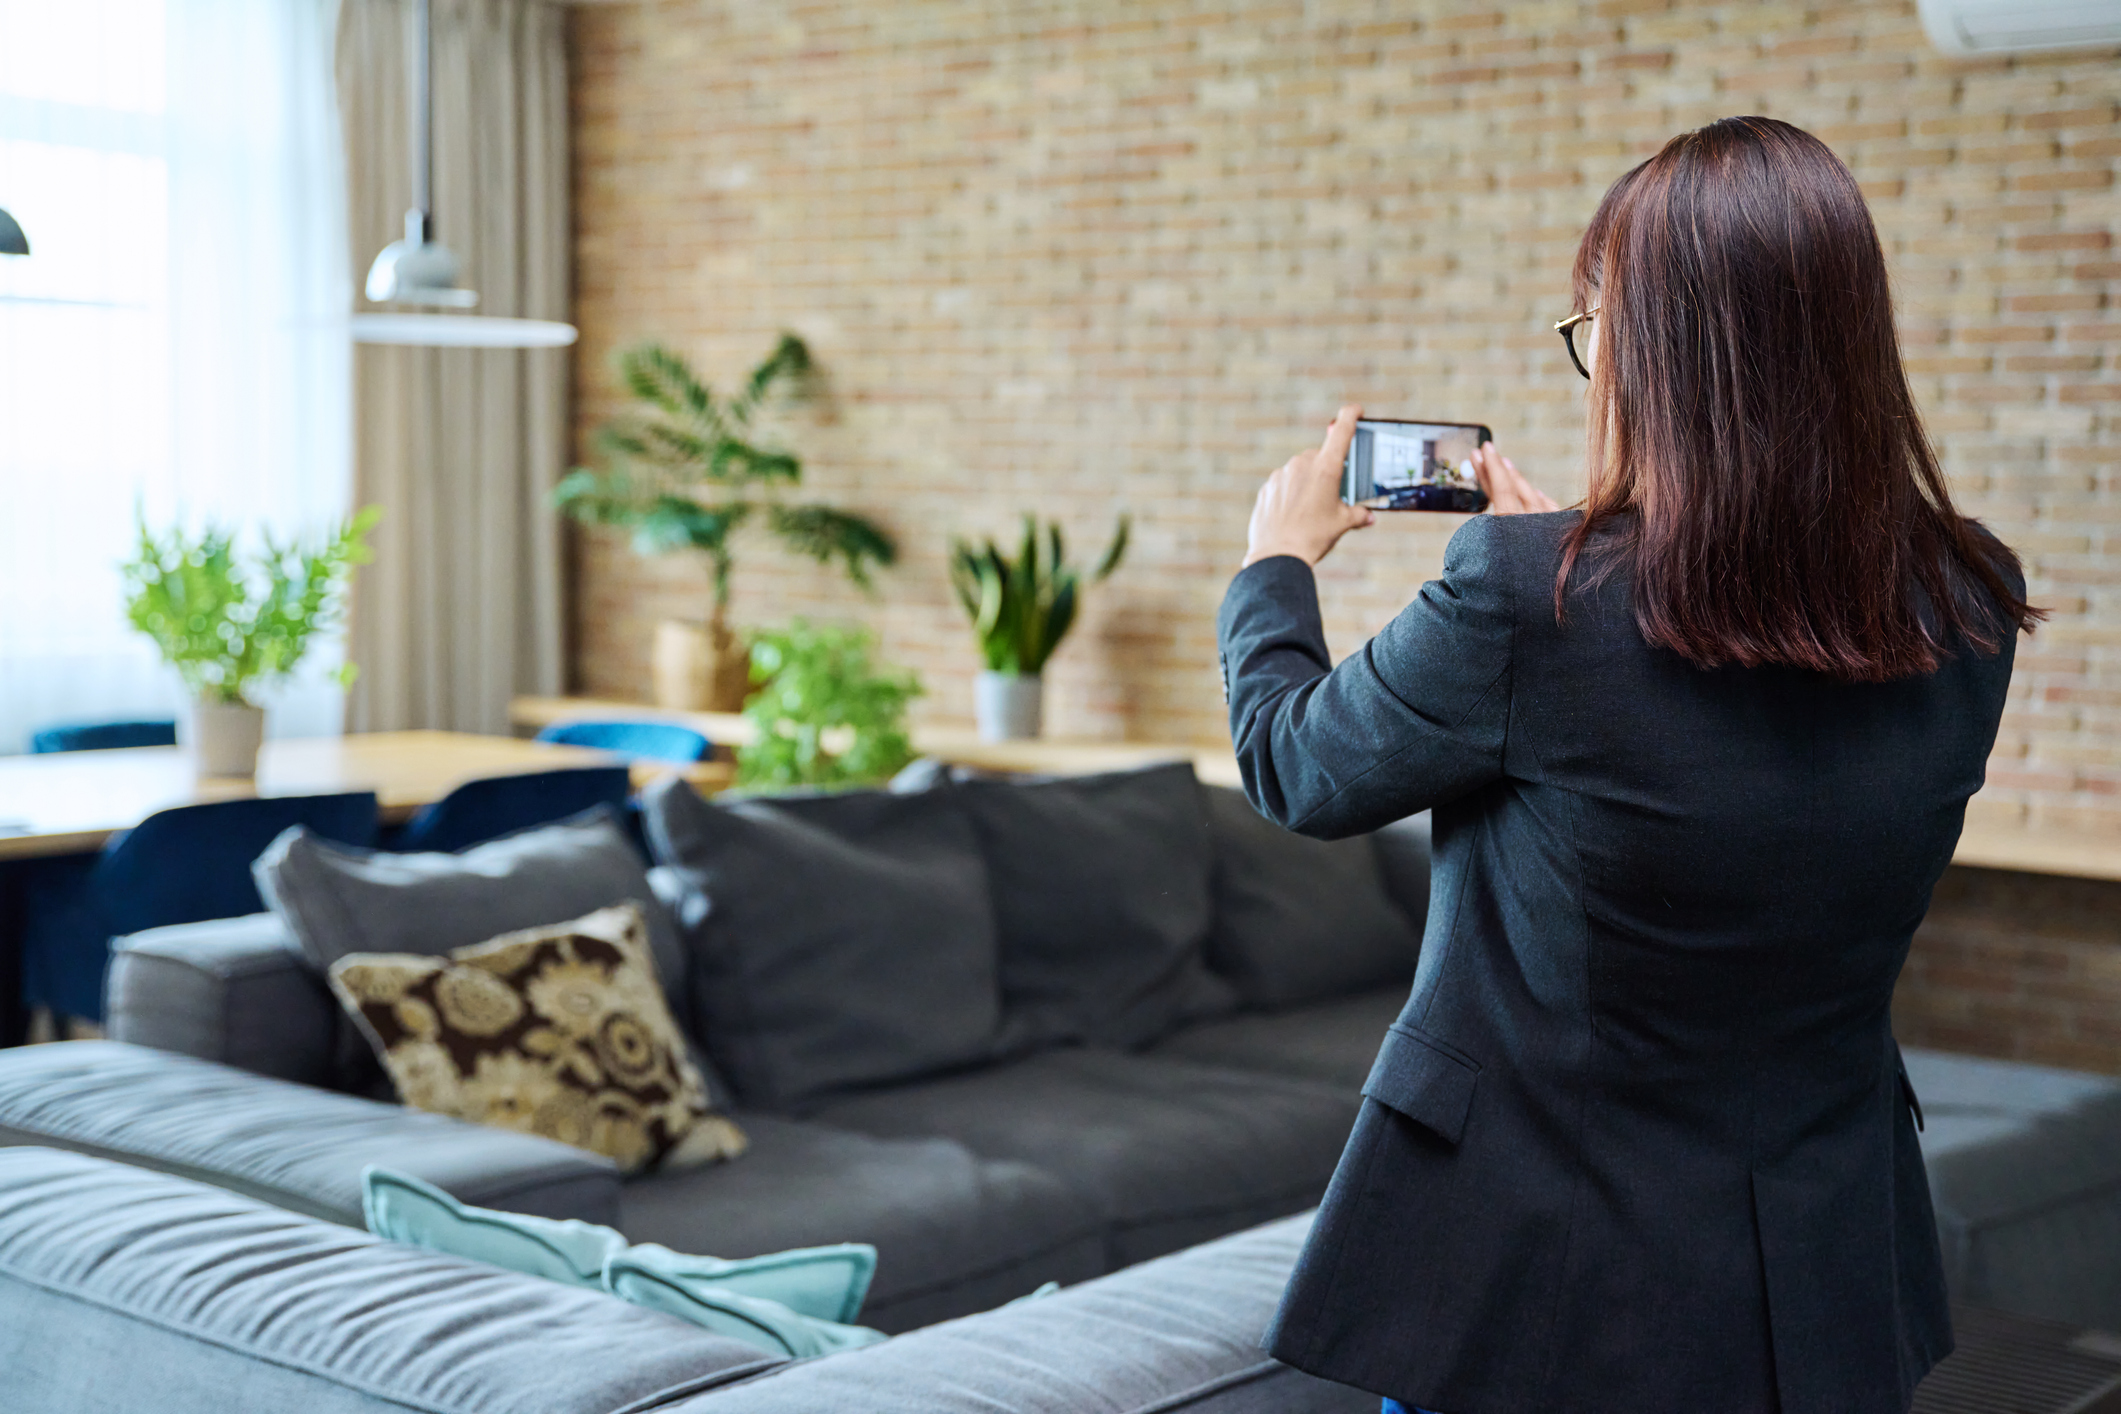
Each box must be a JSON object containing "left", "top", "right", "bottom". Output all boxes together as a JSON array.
[{"left": 1342, "top": 419, "right": 1492, "bottom": 512}]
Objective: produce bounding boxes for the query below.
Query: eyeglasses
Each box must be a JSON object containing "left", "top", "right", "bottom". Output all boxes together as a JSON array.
[{"left": 1554, "top": 306, "right": 1599, "bottom": 380}]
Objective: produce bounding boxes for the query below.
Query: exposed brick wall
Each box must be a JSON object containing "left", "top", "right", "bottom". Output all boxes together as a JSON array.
[
  {"left": 1899, "top": 866, "right": 2121, "bottom": 1074},
  {"left": 567, "top": 2, "right": 2119, "bottom": 840}
]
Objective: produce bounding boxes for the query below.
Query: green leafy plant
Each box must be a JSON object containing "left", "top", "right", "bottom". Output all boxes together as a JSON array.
[
  {"left": 949, "top": 515, "right": 1129, "bottom": 676},
  {"left": 121, "top": 507, "right": 382, "bottom": 704},
  {"left": 735, "top": 621, "right": 921, "bottom": 791},
  {"left": 552, "top": 336, "right": 897, "bottom": 629}
]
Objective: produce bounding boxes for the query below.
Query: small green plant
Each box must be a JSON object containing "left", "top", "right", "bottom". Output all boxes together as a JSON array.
[
  {"left": 949, "top": 515, "right": 1129, "bottom": 676},
  {"left": 735, "top": 621, "right": 921, "bottom": 791},
  {"left": 553, "top": 336, "right": 897, "bottom": 628},
  {"left": 120, "top": 507, "right": 381, "bottom": 704}
]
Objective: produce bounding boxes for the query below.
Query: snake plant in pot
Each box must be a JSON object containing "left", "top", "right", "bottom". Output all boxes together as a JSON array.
[
  {"left": 949, "top": 515, "right": 1128, "bottom": 741},
  {"left": 553, "top": 336, "right": 897, "bottom": 712},
  {"left": 120, "top": 507, "right": 380, "bottom": 777}
]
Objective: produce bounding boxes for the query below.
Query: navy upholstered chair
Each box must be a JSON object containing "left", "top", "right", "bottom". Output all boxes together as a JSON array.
[
  {"left": 388, "top": 768, "right": 633, "bottom": 855},
  {"left": 18, "top": 792, "right": 379, "bottom": 1024},
  {"left": 29, "top": 720, "right": 178, "bottom": 754},
  {"left": 533, "top": 720, "right": 712, "bottom": 764}
]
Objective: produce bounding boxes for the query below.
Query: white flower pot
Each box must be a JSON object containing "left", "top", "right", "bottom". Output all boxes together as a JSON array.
[
  {"left": 187, "top": 699, "right": 266, "bottom": 778},
  {"left": 975, "top": 671, "right": 1043, "bottom": 742}
]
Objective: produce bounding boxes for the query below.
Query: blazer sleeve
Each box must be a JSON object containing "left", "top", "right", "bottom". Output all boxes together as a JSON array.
[{"left": 1217, "top": 514, "right": 1516, "bottom": 839}]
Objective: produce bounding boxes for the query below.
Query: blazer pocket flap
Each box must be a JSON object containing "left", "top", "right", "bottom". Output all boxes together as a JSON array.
[{"left": 1361, "top": 1024, "right": 1479, "bottom": 1145}]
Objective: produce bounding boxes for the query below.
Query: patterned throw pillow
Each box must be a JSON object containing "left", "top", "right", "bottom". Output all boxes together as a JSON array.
[{"left": 328, "top": 904, "right": 746, "bottom": 1174}]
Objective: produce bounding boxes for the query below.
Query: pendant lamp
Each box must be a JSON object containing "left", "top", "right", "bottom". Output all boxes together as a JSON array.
[
  {"left": 351, "top": 0, "right": 574, "bottom": 348},
  {"left": 0, "top": 207, "right": 26, "bottom": 256}
]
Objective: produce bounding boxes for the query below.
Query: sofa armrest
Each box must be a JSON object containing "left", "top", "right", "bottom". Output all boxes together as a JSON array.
[
  {"left": 671, "top": 1213, "right": 1371, "bottom": 1414},
  {"left": 0, "top": 1041, "right": 619, "bottom": 1228},
  {"left": 0, "top": 1147, "right": 774, "bottom": 1414},
  {"left": 107, "top": 912, "right": 346, "bottom": 1089}
]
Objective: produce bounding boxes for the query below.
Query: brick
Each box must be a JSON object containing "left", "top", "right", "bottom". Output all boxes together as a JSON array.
[{"left": 569, "top": 0, "right": 2121, "bottom": 828}]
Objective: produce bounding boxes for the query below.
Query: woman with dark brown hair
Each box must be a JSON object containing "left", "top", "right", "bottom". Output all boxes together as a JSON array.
[{"left": 1219, "top": 116, "right": 2038, "bottom": 1414}]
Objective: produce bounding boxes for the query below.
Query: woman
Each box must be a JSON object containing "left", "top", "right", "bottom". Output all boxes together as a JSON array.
[{"left": 1219, "top": 117, "right": 2037, "bottom": 1414}]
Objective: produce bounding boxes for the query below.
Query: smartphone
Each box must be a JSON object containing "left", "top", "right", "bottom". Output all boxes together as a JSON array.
[{"left": 1341, "top": 418, "right": 1493, "bottom": 512}]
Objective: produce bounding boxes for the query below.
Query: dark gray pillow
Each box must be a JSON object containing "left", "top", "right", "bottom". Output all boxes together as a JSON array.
[
  {"left": 956, "top": 763, "right": 1236, "bottom": 1052},
  {"left": 641, "top": 779, "right": 1002, "bottom": 1113},
  {"left": 253, "top": 808, "right": 686, "bottom": 994},
  {"left": 1368, "top": 811, "right": 1434, "bottom": 937},
  {"left": 1200, "top": 786, "right": 1422, "bottom": 1010}
]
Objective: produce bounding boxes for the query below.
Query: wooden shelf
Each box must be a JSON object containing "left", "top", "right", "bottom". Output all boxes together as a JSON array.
[
  {"left": 511, "top": 699, "right": 2121, "bottom": 884},
  {"left": 510, "top": 696, "right": 1244, "bottom": 789}
]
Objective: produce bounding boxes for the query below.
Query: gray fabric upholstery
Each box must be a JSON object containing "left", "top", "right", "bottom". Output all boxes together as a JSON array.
[
  {"left": 107, "top": 912, "right": 343, "bottom": 1089},
  {"left": 958, "top": 765, "right": 1237, "bottom": 1052},
  {"left": 1905, "top": 1045, "right": 2121, "bottom": 1330},
  {"left": 665, "top": 1213, "right": 1370, "bottom": 1414},
  {"left": 0, "top": 1041, "right": 618, "bottom": 1227},
  {"left": 1199, "top": 787, "right": 1420, "bottom": 1009},
  {"left": 814, "top": 1049, "right": 1359, "bottom": 1268},
  {"left": 1153, "top": 987, "right": 1407, "bottom": 1092},
  {"left": 1366, "top": 812, "right": 1433, "bottom": 934},
  {"left": 254, "top": 808, "right": 686, "bottom": 996},
  {"left": 641, "top": 781, "right": 1003, "bottom": 1112},
  {"left": 0, "top": 1147, "right": 776, "bottom": 1414},
  {"left": 621, "top": 1113, "right": 1105, "bottom": 1332}
]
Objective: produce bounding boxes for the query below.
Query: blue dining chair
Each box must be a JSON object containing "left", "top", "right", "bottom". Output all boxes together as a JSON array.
[
  {"left": 29, "top": 719, "right": 178, "bottom": 754},
  {"left": 533, "top": 720, "right": 712, "bottom": 764},
  {"left": 387, "top": 767, "right": 634, "bottom": 855},
  {"left": 18, "top": 791, "right": 379, "bottom": 1025}
]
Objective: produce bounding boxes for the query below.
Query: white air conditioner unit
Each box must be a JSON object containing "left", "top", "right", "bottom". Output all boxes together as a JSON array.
[{"left": 1918, "top": 0, "right": 2121, "bottom": 55}]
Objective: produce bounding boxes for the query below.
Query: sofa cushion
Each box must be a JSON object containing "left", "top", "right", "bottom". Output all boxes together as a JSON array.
[
  {"left": 1906, "top": 1046, "right": 2121, "bottom": 1330},
  {"left": 660, "top": 1212, "right": 1374, "bottom": 1414},
  {"left": 605, "top": 1248, "right": 887, "bottom": 1357},
  {"left": 1368, "top": 811, "right": 1434, "bottom": 934},
  {"left": 0, "top": 1147, "right": 777, "bottom": 1414},
  {"left": 812, "top": 1049, "right": 1359, "bottom": 1269},
  {"left": 619, "top": 1113, "right": 1105, "bottom": 1332},
  {"left": 1152, "top": 986, "right": 1406, "bottom": 1092},
  {"left": 1200, "top": 787, "right": 1421, "bottom": 1009},
  {"left": 363, "top": 1165, "right": 627, "bottom": 1287},
  {"left": 641, "top": 779, "right": 1003, "bottom": 1113},
  {"left": 0, "top": 1041, "right": 619, "bottom": 1228},
  {"left": 254, "top": 808, "right": 687, "bottom": 998},
  {"left": 328, "top": 904, "right": 745, "bottom": 1174},
  {"left": 957, "top": 764, "right": 1236, "bottom": 1051}
]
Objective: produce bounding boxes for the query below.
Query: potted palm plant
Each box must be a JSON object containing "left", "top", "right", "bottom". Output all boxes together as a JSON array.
[
  {"left": 121, "top": 508, "right": 381, "bottom": 777},
  {"left": 948, "top": 515, "right": 1128, "bottom": 741},
  {"left": 554, "top": 335, "right": 897, "bottom": 711}
]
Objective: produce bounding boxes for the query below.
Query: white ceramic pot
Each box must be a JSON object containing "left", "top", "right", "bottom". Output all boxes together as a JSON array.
[
  {"left": 651, "top": 618, "right": 751, "bottom": 713},
  {"left": 975, "top": 671, "right": 1044, "bottom": 742},
  {"left": 187, "top": 699, "right": 265, "bottom": 778}
]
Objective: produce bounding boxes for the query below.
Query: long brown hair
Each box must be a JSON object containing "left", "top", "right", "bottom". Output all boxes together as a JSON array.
[{"left": 1558, "top": 116, "right": 2038, "bottom": 682}]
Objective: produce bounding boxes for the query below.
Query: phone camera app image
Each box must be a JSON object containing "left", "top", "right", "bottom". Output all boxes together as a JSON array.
[{"left": 1343, "top": 421, "right": 1490, "bottom": 513}]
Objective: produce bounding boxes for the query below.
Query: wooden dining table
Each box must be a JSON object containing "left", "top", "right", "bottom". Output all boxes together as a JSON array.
[{"left": 0, "top": 730, "right": 726, "bottom": 1045}]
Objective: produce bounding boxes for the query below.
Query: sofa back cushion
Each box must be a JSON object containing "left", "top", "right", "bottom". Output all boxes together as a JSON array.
[
  {"left": 957, "top": 764, "right": 1236, "bottom": 1052},
  {"left": 254, "top": 807, "right": 686, "bottom": 990},
  {"left": 642, "top": 780, "right": 1002, "bottom": 1113},
  {"left": 1200, "top": 787, "right": 1423, "bottom": 1010}
]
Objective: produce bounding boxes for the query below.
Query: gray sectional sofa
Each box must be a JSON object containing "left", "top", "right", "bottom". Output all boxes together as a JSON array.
[
  {"left": 0, "top": 766, "right": 1436, "bottom": 1336},
  {"left": 0, "top": 1145, "right": 1371, "bottom": 1413},
  {"left": 5, "top": 762, "right": 2121, "bottom": 1413}
]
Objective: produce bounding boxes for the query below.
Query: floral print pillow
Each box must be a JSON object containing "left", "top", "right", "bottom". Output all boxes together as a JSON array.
[{"left": 329, "top": 903, "right": 746, "bottom": 1174}]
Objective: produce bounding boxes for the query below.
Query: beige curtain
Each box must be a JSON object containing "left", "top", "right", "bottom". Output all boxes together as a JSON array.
[{"left": 336, "top": 0, "right": 567, "bottom": 733}]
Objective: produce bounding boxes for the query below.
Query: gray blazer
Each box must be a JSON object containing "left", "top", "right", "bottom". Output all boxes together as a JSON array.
[{"left": 1217, "top": 511, "right": 2018, "bottom": 1414}]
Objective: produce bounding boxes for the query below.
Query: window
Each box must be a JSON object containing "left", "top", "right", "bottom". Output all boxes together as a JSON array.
[{"left": 0, "top": 0, "right": 348, "bottom": 753}]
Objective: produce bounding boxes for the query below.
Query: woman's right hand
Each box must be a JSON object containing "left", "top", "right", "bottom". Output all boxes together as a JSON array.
[{"left": 1473, "top": 443, "right": 1559, "bottom": 515}]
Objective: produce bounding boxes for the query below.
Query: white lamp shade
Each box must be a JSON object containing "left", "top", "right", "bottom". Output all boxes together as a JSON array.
[{"left": 350, "top": 313, "right": 578, "bottom": 347}]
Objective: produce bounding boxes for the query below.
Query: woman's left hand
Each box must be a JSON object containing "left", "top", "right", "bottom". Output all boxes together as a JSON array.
[{"left": 1243, "top": 405, "right": 1376, "bottom": 569}]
